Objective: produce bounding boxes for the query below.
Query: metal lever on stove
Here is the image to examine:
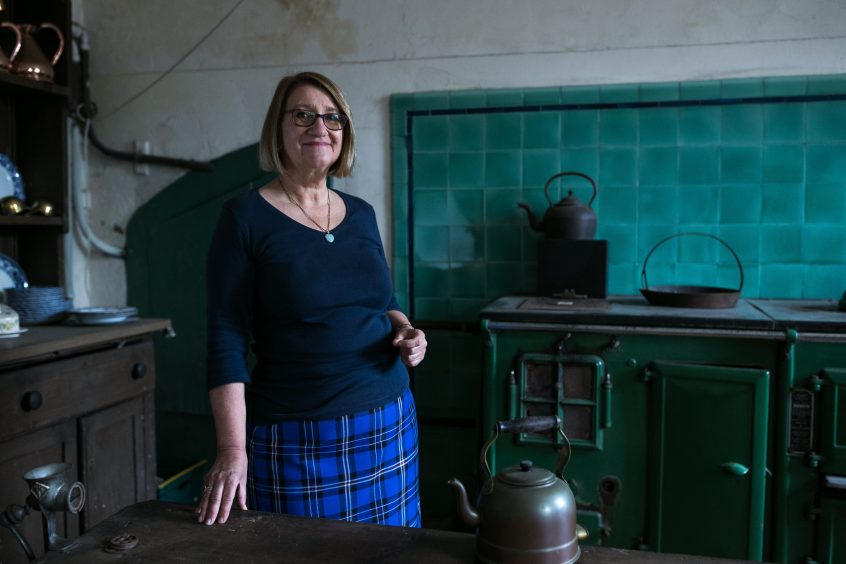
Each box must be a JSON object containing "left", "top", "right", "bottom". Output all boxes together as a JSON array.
[{"left": 719, "top": 462, "right": 750, "bottom": 476}]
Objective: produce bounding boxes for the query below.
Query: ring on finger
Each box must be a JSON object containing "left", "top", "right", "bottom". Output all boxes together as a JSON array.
[{"left": 203, "top": 485, "right": 213, "bottom": 492}]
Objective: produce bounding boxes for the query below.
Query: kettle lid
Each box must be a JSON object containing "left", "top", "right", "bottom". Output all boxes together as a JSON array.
[
  {"left": 498, "top": 460, "right": 556, "bottom": 487},
  {"left": 559, "top": 190, "right": 584, "bottom": 207}
]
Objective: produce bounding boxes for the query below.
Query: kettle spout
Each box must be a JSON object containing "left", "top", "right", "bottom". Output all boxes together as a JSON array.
[
  {"left": 517, "top": 202, "right": 544, "bottom": 232},
  {"left": 447, "top": 478, "right": 480, "bottom": 528}
]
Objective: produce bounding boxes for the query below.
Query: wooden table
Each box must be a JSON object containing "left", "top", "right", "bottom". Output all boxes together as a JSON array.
[{"left": 40, "top": 501, "right": 760, "bottom": 563}]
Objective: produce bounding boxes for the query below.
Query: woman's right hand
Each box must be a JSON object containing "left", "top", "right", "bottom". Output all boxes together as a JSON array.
[{"left": 195, "top": 447, "right": 248, "bottom": 525}]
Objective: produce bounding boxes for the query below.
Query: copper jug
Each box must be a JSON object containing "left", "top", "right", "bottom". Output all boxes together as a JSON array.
[
  {"left": 11, "top": 22, "right": 63, "bottom": 82},
  {"left": 0, "top": 21, "right": 22, "bottom": 72}
]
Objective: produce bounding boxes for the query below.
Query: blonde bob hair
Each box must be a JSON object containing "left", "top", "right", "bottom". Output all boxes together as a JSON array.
[{"left": 259, "top": 71, "right": 355, "bottom": 178}]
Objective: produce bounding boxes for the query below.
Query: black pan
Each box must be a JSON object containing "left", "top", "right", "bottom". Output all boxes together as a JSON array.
[{"left": 640, "top": 233, "right": 743, "bottom": 309}]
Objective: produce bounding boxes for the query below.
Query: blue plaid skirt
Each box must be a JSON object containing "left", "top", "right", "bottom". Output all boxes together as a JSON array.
[{"left": 247, "top": 387, "right": 420, "bottom": 527}]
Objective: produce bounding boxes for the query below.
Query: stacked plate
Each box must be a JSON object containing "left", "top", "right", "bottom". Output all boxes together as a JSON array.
[
  {"left": 3, "top": 286, "right": 72, "bottom": 325},
  {"left": 66, "top": 306, "right": 138, "bottom": 325}
]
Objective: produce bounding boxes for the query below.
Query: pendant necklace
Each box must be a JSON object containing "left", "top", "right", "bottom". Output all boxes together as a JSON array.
[{"left": 279, "top": 178, "right": 334, "bottom": 243}]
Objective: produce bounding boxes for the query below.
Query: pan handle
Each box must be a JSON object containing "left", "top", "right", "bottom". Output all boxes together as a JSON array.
[{"left": 640, "top": 232, "right": 744, "bottom": 292}]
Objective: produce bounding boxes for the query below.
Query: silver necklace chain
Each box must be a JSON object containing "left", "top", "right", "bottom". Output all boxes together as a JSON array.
[{"left": 279, "top": 178, "right": 334, "bottom": 242}]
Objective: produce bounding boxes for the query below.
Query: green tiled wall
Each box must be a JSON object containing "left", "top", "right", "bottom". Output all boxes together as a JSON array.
[{"left": 391, "top": 75, "right": 846, "bottom": 321}]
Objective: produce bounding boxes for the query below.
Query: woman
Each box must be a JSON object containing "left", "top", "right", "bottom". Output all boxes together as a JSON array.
[{"left": 196, "top": 71, "right": 427, "bottom": 528}]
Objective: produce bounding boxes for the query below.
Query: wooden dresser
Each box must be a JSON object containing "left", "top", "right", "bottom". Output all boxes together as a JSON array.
[{"left": 0, "top": 319, "right": 171, "bottom": 564}]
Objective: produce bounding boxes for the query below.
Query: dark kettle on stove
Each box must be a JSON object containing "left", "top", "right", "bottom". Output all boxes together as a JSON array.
[
  {"left": 448, "top": 416, "right": 585, "bottom": 564},
  {"left": 518, "top": 171, "right": 597, "bottom": 239}
]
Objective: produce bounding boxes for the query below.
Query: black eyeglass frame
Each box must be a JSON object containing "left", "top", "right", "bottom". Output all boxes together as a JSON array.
[{"left": 287, "top": 109, "right": 349, "bottom": 131}]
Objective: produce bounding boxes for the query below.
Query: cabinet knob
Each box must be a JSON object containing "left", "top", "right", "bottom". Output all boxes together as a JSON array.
[
  {"left": 21, "top": 390, "right": 43, "bottom": 411},
  {"left": 131, "top": 363, "right": 147, "bottom": 380}
]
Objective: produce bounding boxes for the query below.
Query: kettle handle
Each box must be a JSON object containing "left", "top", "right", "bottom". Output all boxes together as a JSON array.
[
  {"left": 543, "top": 171, "right": 597, "bottom": 208},
  {"left": 1, "top": 22, "right": 23, "bottom": 62},
  {"left": 479, "top": 416, "right": 572, "bottom": 490},
  {"left": 36, "top": 22, "right": 65, "bottom": 66}
]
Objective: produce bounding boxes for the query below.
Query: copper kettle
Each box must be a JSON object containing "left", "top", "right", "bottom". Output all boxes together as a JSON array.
[
  {"left": 10, "top": 22, "right": 63, "bottom": 82},
  {"left": 518, "top": 172, "right": 598, "bottom": 240},
  {"left": 449, "top": 416, "right": 585, "bottom": 564},
  {"left": 0, "top": 21, "right": 22, "bottom": 72}
]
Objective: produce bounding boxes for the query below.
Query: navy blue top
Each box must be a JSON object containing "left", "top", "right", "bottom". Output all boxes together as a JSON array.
[{"left": 205, "top": 188, "right": 408, "bottom": 422}]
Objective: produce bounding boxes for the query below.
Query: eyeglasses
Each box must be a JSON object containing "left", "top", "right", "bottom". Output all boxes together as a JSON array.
[{"left": 287, "top": 109, "right": 349, "bottom": 131}]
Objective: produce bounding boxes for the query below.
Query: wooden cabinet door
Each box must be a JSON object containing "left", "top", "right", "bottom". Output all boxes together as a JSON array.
[
  {"left": 0, "top": 421, "right": 78, "bottom": 564},
  {"left": 646, "top": 360, "right": 770, "bottom": 561},
  {"left": 79, "top": 393, "right": 155, "bottom": 530}
]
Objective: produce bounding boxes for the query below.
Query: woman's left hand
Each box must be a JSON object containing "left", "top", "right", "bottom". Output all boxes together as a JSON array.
[{"left": 392, "top": 326, "right": 427, "bottom": 367}]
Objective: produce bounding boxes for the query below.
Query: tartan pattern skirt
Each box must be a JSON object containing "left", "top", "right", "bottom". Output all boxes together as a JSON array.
[{"left": 247, "top": 387, "right": 420, "bottom": 527}]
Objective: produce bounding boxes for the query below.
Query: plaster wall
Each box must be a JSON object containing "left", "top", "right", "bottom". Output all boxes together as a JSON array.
[{"left": 70, "top": 0, "right": 846, "bottom": 306}]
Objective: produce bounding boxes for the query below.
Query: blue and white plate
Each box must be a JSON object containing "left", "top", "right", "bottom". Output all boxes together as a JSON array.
[
  {"left": 67, "top": 306, "right": 138, "bottom": 325},
  {"left": 0, "top": 252, "right": 28, "bottom": 291},
  {"left": 0, "top": 153, "right": 25, "bottom": 201}
]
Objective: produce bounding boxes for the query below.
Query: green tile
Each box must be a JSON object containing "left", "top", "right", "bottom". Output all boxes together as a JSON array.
[
  {"left": 414, "top": 92, "right": 450, "bottom": 110},
  {"left": 486, "top": 225, "right": 523, "bottom": 261},
  {"left": 721, "top": 147, "right": 762, "bottom": 183},
  {"left": 486, "top": 88, "right": 524, "bottom": 107},
  {"left": 763, "top": 104, "right": 804, "bottom": 142},
  {"left": 524, "top": 112, "right": 561, "bottom": 149},
  {"left": 639, "top": 82, "right": 679, "bottom": 102},
  {"left": 392, "top": 147, "right": 408, "bottom": 185},
  {"left": 678, "top": 185, "right": 719, "bottom": 224},
  {"left": 486, "top": 189, "right": 524, "bottom": 225},
  {"left": 448, "top": 114, "right": 485, "bottom": 151},
  {"left": 721, "top": 105, "right": 763, "bottom": 144},
  {"left": 447, "top": 298, "right": 487, "bottom": 321},
  {"left": 393, "top": 218, "right": 409, "bottom": 259},
  {"left": 639, "top": 108, "right": 679, "bottom": 145},
  {"left": 449, "top": 225, "right": 485, "bottom": 261},
  {"left": 807, "top": 75, "right": 846, "bottom": 95},
  {"left": 677, "top": 233, "right": 719, "bottom": 263},
  {"left": 760, "top": 225, "right": 802, "bottom": 263},
  {"left": 449, "top": 262, "right": 487, "bottom": 298},
  {"left": 391, "top": 94, "right": 415, "bottom": 135},
  {"left": 486, "top": 114, "right": 522, "bottom": 150},
  {"left": 485, "top": 151, "right": 522, "bottom": 187},
  {"left": 560, "top": 149, "right": 599, "bottom": 178},
  {"left": 486, "top": 262, "right": 525, "bottom": 296},
  {"left": 679, "top": 107, "right": 720, "bottom": 144},
  {"left": 600, "top": 110, "right": 638, "bottom": 146},
  {"left": 723, "top": 263, "right": 756, "bottom": 296},
  {"left": 761, "top": 183, "right": 803, "bottom": 223},
  {"left": 599, "top": 185, "right": 638, "bottom": 224},
  {"left": 394, "top": 291, "right": 409, "bottom": 312},
  {"left": 675, "top": 263, "right": 719, "bottom": 287},
  {"left": 721, "top": 78, "right": 763, "bottom": 98},
  {"left": 414, "top": 297, "right": 449, "bottom": 320},
  {"left": 522, "top": 150, "right": 561, "bottom": 187},
  {"left": 449, "top": 91, "right": 486, "bottom": 109},
  {"left": 516, "top": 188, "right": 550, "bottom": 226},
  {"left": 448, "top": 190, "right": 484, "bottom": 225},
  {"left": 762, "top": 146, "right": 804, "bottom": 183},
  {"left": 639, "top": 147, "right": 678, "bottom": 186},
  {"left": 599, "top": 149, "right": 637, "bottom": 185},
  {"left": 413, "top": 225, "right": 449, "bottom": 261},
  {"left": 561, "top": 85, "right": 599, "bottom": 104},
  {"left": 448, "top": 152, "right": 484, "bottom": 188},
  {"left": 806, "top": 183, "right": 846, "bottom": 224},
  {"left": 718, "top": 225, "right": 760, "bottom": 263},
  {"left": 412, "top": 153, "right": 448, "bottom": 189},
  {"left": 720, "top": 184, "right": 762, "bottom": 223},
  {"left": 562, "top": 111, "right": 599, "bottom": 147},
  {"left": 412, "top": 191, "right": 448, "bottom": 227},
  {"left": 759, "top": 264, "right": 803, "bottom": 298},
  {"left": 600, "top": 84, "right": 638, "bottom": 103},
  {"left": 803, "top": 265, "right": 846, "bottom": 299},
  {"left": 807, "top": 144, "right": 846, "bottom": 183},
  {"left": 638, "top": 185, "right": 678, "bottom": 225},
  {"left": 679, "top": 147, "right": 719, "bottom": 184},
  {"left": 802, "top": 225, "right": 846, "bottom": 263},
  {"left": 414, "top": 263, "right": 451, "bottom": 298},
  {"left": 607, "top": 263, "right": 638, "bottom": 295},
  {"left": 413, "top": 116, "right": 449, "bottom": 151},
  {"left": 763, "top": 77, "right": 806, "bottom": 97},
  {"left": 524, "top": 88, "right": 562, "bottom": 105},
  {"left": 680, "top": 81, "right": 721, "bottom": 100},
  {"left": 392, "top": 254, "right": 409, "bottom": 292},
  {"left": 600, "top": 224, "right": 638, "bottom": 263},
  {"left": 807, "top": 101, "right": 846, "bottom": 142}
]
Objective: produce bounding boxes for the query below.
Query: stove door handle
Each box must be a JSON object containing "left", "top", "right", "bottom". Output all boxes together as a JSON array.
[{"left": 719, "top": 462, "right": 749, "bottom": 476}]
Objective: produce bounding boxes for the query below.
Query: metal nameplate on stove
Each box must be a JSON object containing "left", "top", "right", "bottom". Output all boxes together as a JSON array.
[{"left": 788, "top": 389, "right": 814, "bottom": 454}]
